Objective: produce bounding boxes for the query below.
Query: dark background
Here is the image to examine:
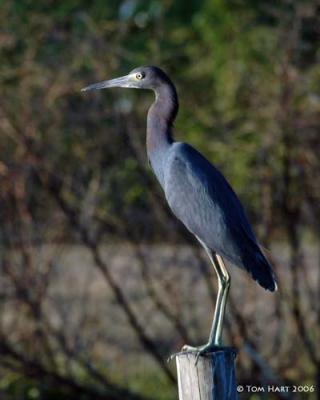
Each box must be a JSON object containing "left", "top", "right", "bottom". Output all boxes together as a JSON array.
[{"left": 0, "top": 0, "right": 319, "bottom": 399}]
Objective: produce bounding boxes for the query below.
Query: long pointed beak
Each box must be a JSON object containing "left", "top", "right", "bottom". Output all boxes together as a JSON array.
[{"left": 81, "top": 75, "right": 133, "bottom": 92}]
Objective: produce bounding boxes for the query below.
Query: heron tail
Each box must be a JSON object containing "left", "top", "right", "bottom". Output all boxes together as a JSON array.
[{"left": 244, "top": 249, "right": 277, "bottom": 292}]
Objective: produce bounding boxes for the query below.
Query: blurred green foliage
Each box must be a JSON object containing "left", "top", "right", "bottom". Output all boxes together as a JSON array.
[
  {"left": 0, "top": 0, "right": 319, "bottom": 398},
  {"left": 2, "top": 0, "right": 319, "bottom": 241}
]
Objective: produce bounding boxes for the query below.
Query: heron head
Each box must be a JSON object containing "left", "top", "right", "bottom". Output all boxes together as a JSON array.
[{"left": 81, "top": 66, "right": 171, "bottom": 92}]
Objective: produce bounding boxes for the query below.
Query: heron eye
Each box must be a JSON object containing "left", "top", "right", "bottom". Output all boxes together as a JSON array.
[{"left": 136, "top": 72, "right": 145, "bottom": 80}]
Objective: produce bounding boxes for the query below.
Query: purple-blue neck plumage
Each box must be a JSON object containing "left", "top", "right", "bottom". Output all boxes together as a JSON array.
[{"left": 147, "top": 80, "right": 178, "bottom": 185}]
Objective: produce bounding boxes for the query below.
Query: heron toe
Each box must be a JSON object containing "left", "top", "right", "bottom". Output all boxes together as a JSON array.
[{"left": 182, "top": 343, "right": 227, "bottom": 365}]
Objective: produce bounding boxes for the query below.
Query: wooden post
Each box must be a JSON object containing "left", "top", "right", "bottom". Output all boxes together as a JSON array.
[{"left": 176, "top": 348, "right": 238, "bottom": 400}]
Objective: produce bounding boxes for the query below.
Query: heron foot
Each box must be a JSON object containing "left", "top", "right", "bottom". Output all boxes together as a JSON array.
[
  {"left": 182, "top": 343, "right": 224, "bottom": 365},
  {"left": 168, "top": 343, "right": 226, "bottom": 365}
]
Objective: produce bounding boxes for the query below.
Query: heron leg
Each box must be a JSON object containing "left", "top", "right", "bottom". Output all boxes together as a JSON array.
[
  {"left": 207, "top": 251, "right": 230, "bottom": 346},
  {"left": 180, "top": 244, "right": 230, "bottom": 363}
]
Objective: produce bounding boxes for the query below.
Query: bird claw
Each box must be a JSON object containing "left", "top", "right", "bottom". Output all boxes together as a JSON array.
[
  {"left": 167, "top": 348, "right": 201, "bottom": 363},
  {"left": 182, "top": 343, "right": 212, "bottom": 366},
  {"left": 168, "top": 343, "right": 224, "bottom": 366},
  {"left": 167, "top": 351, "right": 182, "bottom": 363},
  {"left": 182, "top": 344, "right": 215, "bottom": 365}
]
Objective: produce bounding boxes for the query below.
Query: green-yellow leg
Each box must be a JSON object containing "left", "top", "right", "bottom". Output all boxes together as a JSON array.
[{"left": 182, "top": 244, "right": 230, "bottom": 363}]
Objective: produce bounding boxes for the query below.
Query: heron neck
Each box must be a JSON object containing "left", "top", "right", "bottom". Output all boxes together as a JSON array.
[{"left": 147, "top": 82, "right": 178, "bottom": 156}]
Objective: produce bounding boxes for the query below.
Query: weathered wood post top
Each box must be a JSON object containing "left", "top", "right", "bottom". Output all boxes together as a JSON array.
[{"left": 176, "top": 348, "right": 238, "bottom": 400}]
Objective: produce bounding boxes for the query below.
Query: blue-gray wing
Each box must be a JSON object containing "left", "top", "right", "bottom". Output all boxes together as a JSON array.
[{"left": 164, "top": 143, "right": 276, "bottom": 291}]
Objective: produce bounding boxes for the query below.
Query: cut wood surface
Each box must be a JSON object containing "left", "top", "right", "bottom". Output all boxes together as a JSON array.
[{"left": 176, "top": 348, "right": 238, "bottom": 400}]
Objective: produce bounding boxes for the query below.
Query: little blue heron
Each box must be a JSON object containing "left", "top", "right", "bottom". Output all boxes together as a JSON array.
[{"left": 82, "top": 66, "right": 277, "bottom": 358}]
